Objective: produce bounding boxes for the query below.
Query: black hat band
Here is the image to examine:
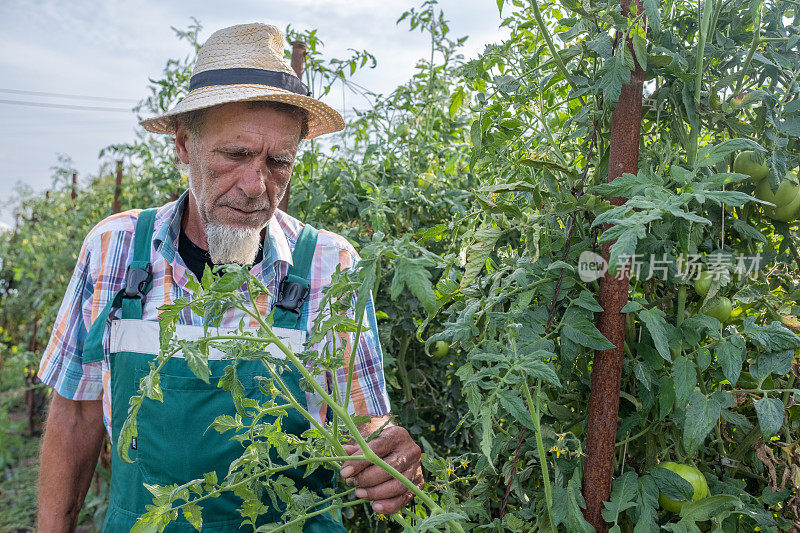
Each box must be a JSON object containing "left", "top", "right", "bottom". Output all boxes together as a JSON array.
[{"left": 189, "top": 68, "right": 310, "bottom": 96}]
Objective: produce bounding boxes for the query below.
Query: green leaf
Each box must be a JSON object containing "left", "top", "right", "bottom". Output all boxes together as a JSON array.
[
  {"left": 413, "top": 512, "right": 468, "bottom": 532},
  {"left": 118, "top": 396, "right": 142, "bottom": 464},
  {"left": 574, "top": 290, "right": 603, "bottom": 312},
  {"left": 639, "top": 307, "right": 671, "bottom": 361},
  {"left": 715, "top": 335, "right": 745, "bottom": 385},
  {"left": 679, "top": 494, "right": 741, "bottom": 521},
  {"left": 587, "top": 34, "right": 614, "bottom": 57},
  {"left": 210, "top": 414, "right": 242, "bottom": 434},
  {"left": 181, "top": 340, "right": 210, "bottom": 384},
  {"left": 449, "top": 88, "right": 465, "bottom": 118},
  {"left": 182, "top": 502, "right": 203, "bottom": 531},
  {"left": 695, "top": 139, "right": 765, "bottom": 168},
  {"left": 632, "top": 475, "right": 659, "bottom": 533},
  {"left": 497, "top": 389, "right": 535, "bottom": 431},
  {"left": 470, "top": 118, "right": 482, "bottom": 150},
  {"left": 683, "top": 390, "right": 721, "bottom": 454},
  {"left": 621, "top": 301, "right": 643, "bottom": 313},
  {"left": 601, "top": 471, "right": 638, "bottom": 525},
  {"left": 479, "top": 406, "right": 494, "bottom": 462},
  {"left": 460, "top": 225, "right": 502, "bottom": 289},
  {"left": 742, "top": 318, "right": 800, "bottom": 352},
  {"left": 632, "top": 33, "right": 647, "bottom": 70},
  {"left": 598, "top": 42, "right": 634, "bottom": 104},
  {"left": 751, "top": 349, "right": 795, "bottom": 381},
  {"left": 211, "top": 266, "right": 250, "bottom": 292},
  {"left": 519, "top": 358, "right": 562, "bottom": 387},
  {"left": 754, "top": 397, "right": 784, "bottom": 438},
  {"left": 140, "top": 368, "right": 163, "bottom": 402},
  {"left": 720, "top": 409, "right": 752, "bottom": 430},
  {"left": 642, "top": 0, "right": 661, "bottom": 33},
  {"left": 650, "top": 466, "right": 694, "bottom": 502},
  {"left": 672, "top": 355, "right": 695, "bottom": 409},
  {"left": 591, "top": 172, "right": 655, "bottom": 198},
  {"left": 561, "top": 316, "right": 615, "bottom": 351},
  {"left": 659, "top": 375, "right": 675, "bottom": 420},
  {"left": 390, "top": 255, "right": 437, "bottom": 314}
]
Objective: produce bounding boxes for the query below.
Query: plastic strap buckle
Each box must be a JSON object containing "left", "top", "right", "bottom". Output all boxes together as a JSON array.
[
  {"left": 275, "top": 277, "right": 310, "bottom": 316},
  {"left": 124, "top": 263, "right": 153, "bottom": 299}
]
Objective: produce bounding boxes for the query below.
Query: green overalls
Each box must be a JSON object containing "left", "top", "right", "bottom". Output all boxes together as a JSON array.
[{"left": 84, "top": 208, "right": 345, "bottom": 532}]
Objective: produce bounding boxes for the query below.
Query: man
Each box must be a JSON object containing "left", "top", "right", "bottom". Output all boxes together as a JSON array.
[{"left": 37, "top": 23, "right": 422, "bottom": 532}]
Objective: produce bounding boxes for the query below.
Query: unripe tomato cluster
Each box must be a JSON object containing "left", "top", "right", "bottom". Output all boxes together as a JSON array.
[{"left": 735, "top": 151, "right": 800, "bottom": 222}]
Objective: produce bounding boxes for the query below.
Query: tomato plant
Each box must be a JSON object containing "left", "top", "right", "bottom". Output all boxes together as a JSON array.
[{"left": 2, "top": 0, "right": 800, "bottom": 531}]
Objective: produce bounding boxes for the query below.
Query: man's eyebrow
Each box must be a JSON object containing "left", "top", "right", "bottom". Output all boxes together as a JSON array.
[
  {"left": 269, "top": 154, "right": 295, "bottom": 164},
  {"left": 214, "top": 146, "right": 259, "bottom": 155},
  {"left": 213, "top": 146, "right": 294, "bottom": 163}
]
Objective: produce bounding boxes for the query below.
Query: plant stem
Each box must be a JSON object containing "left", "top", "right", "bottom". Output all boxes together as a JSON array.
[
  {"left": 676, "top": 286, "right": 687, "bottom": 328},
  {"left": 268, "top": 497, "right": 367, "bottom": 533},
  {"left": 524, "top": 381, "right": 555, "bottom": 531},
  {"left": 529, "top": 0, "right": 578, "bottom": 92},
  {"left": 615, "top": 421, "right": 656, "bottom": 448},
  {"left": 694, "top": 0, "right": 714, "bottom": 108},
  {"left": 245, "top": 311, "right": 462, "bottom": 531},
  {"left": 395, "top": 333, "right": 413, "bottom": 403},
  {"left": 733, "top": 4, "right": 762, "bottom": 97}
]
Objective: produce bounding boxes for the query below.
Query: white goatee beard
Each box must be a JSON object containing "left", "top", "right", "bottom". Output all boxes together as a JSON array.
[{"left": 205, "top": 223, "right": 262, "bottom": 265}]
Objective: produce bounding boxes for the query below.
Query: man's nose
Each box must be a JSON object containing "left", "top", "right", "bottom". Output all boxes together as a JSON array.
[{"left": 237, "top": 161, "right": 267, "bottom": 198}]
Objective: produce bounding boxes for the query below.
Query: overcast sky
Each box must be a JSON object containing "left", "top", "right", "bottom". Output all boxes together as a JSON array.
[{"left": 0, "top": 0, "right": 508, "bottom": 227}]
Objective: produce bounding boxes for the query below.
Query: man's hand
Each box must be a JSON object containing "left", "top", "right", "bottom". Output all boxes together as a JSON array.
[{"left": 340, "top": 421, "right": 423, "bottom": 515}]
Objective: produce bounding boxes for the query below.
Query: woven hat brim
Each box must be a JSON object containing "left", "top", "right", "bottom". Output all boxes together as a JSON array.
[{"left": 139, "top": 84, "right": 345, "bottom": 139}]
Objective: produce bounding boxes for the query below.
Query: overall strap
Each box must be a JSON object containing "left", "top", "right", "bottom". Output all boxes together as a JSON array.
[
  {"left": 273, "top": 224, "right": 318, "bottom": 330},
  {"left": 120, "top": 208, "right": 157, "bottom": 320},
  {"left": 83, "top": 208, "right": 158, "bottom": 363}
]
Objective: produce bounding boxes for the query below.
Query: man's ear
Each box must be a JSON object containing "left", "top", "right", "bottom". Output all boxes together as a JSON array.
[{"left": 174, "top": 124, "right": 192, "bottom": 165}]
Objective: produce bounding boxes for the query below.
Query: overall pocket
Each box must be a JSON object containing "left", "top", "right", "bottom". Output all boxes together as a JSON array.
[{"left": 132, "top": 367, "right": 262, "bottom": 488}]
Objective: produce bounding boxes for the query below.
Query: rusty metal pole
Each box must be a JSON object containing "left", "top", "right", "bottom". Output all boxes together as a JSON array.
[
  {"left": 581, "top": 1, "right": 645, "bottom": 530},
  {"left": 278, "top": 41, "right": 308, "bottom": 214},
  {"left": 113, "top": 160, "right": 123, "bottom": 214}
]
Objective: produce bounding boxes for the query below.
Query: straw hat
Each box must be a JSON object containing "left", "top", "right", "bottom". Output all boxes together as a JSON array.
[{"left": 139, "top": 23, "right": 344, "bottom": 139}]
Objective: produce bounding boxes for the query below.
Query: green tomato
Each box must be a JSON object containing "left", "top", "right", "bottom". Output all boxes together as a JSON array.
[
  {"left": 755, "top": 173, "right": 800, "bottom": 208},
  {"left": 703, "top": 296, "right": 732, "bottom": 323},
  {"left": 429, "top": 340, "right": 450, "bottom": 359},
  {"left": 693, "top": 271, "right": 714, "bottom": 297},
  {"left": 657, "top": 462, "right": 709, "bottom": 514},
  {"left": 733, "top": 151, "right": 769, "bottom": 181},
  {"left": 766, "top": 188, "right": 800, "bottom": 222},
  {"left": 397, "top": 123, "right": 411, "bottom": 138},
  {"left": 329, "top": 207, "right": 340, "bottom": 217},
  {"left": 417, "top": 172, "right": 435, "bottom": 189}
]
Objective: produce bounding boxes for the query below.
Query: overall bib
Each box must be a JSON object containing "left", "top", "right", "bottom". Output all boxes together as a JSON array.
[{"left": 84, "top": 209, "right": 345, "bottom": 532}]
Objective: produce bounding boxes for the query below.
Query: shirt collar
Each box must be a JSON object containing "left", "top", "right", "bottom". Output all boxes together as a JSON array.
[{"left": 153, "top": 189, "right": 294, "bottom": 273}]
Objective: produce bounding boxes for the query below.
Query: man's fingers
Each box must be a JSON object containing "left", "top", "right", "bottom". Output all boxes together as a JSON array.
[
  {"left": 340, "top": 425, "right": 420, "bottom": 481},
  {"left": 354, "top": 464, "right": 421, "bottom": 501},
  {"left": 349, "top": 463, "right": 393, "bottom": 488},
  {"left": 360, "top": 425, "right": 408, "bottom": 458},
  {"left": 341, "top": 443, "right": 360, "bottom": 456},
  {"left": 340, "top": 457, "right": 370, "bottom": 481},
  {"left": 372, "top": 491, "right": 415, "bottom": 515}
]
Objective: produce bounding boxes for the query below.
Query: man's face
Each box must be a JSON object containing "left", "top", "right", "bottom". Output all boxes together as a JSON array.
[{"left": 177, "top": 101, "right": 301, "bottom": 234}]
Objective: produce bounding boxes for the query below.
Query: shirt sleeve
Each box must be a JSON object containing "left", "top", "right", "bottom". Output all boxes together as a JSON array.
[{"left": 37, "top": 234, "right": 103, "bottom": 400}]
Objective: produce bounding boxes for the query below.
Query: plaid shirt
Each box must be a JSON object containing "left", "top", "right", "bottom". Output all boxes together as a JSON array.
[{"left": 38, "top": 192, "right": 390, "bottom": 438}]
